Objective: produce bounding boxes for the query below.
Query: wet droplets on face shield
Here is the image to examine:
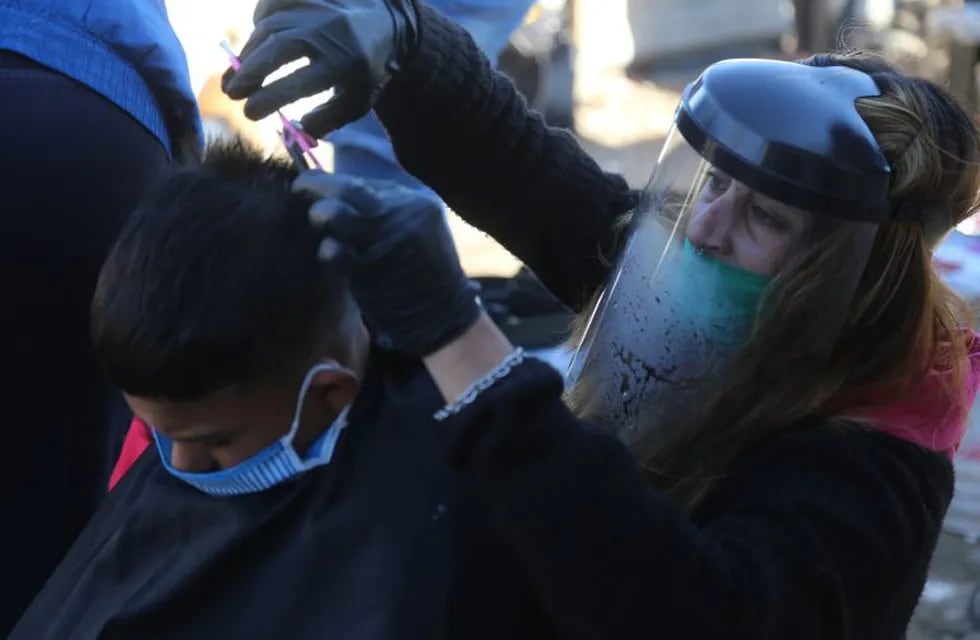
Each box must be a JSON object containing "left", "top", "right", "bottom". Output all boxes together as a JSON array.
[{"left": 565, "top": 58, "right": 893, "bottom": 456}]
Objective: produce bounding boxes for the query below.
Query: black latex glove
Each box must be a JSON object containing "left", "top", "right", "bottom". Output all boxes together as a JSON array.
[
  {"left": 222, "top": 0, "right": 420, "bottom": 138},
  {"left": 293, "top": 171, "right": 481, "bottom": 357}
]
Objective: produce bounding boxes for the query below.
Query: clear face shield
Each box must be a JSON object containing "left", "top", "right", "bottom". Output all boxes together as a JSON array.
[{"left": 565, "top": 59, "right": 891, "bottom": 457}]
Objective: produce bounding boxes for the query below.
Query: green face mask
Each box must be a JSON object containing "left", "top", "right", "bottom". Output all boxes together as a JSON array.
[{"left": 674, "top": 239, "right": 771, "bottom": 348}]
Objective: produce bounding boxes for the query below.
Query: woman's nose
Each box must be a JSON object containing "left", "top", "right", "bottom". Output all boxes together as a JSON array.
[
  {"left": 687, "top": 188, "right": 743, "bottom": 255},
  {"left": 169, "top": 442, "right": 216, "bottom": 473}
]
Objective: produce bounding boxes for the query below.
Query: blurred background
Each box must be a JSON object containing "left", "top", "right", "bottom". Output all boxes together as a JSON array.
[
  {"left": 164, "top": 0, "right": 980, "bottom": 273},
  {"left": 164, "top": 1, "right": 980, "bottom": 636}
]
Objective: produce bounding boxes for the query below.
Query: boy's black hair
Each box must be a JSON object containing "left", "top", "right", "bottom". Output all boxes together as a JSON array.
[{"left": 91, "top": 138, "right": 353, "bottom": 400}]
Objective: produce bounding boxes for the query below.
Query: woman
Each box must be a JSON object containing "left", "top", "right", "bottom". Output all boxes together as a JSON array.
[
  {"left": 228, "top": 2, "right": 980, "bottom": 636},
  {"left": 0, "top": 0, "right": 201, "bottom": 631}
]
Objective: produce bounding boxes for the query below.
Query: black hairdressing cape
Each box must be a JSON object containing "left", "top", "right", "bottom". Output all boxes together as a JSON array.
[{"left": 11, "top": 354, "right": 548, "bottom": 639}]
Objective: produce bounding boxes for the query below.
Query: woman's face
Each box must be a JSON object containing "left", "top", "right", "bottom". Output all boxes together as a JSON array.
[{"left": 686, "top": 168, "right": 812, "bottom": 276}]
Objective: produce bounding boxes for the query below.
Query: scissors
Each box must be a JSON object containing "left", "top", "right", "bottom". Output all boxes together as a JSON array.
[{"left": 221, "top": 41, "right": 323, "bottom": 172}]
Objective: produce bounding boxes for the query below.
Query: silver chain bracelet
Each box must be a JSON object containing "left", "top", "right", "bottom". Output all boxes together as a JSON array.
[{"left": 433, "top": 347, "right": 526, "bottom": 421}]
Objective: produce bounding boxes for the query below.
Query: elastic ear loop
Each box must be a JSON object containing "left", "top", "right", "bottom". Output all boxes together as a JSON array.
[{"left": 283, "top": 362, "right": 338, "bottom": 446}]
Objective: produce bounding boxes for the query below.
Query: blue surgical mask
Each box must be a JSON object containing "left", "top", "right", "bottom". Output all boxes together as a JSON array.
[
  {"left": 675, "top": 239, "right": 770, "bottom": 348},
  {"left": 152, "top": 362, "right": 352, "bottom": 497}
]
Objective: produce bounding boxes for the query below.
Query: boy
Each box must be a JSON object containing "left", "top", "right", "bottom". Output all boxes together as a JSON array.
[{"left": 11, "top": 140, "right": 542, "bottom": 639}]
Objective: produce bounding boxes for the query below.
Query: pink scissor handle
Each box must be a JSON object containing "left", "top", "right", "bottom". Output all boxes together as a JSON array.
[{"left": 220, "top": 41, "right": 323, "bottom": 170}]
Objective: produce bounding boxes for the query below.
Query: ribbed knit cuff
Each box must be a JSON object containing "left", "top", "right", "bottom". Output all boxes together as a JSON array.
[{"left": 377, "top": 4, "right": 495, "bottom": 123}]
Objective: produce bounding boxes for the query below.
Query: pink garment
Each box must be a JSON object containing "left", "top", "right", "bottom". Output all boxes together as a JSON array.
[
  {"left": 838, "top": 332, "right": 980, "bottom": 457},
  {"left": 108, "top": 417, "right": 153, "bottom": 491}
]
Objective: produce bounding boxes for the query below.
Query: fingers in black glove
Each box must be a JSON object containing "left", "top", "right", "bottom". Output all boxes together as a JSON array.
[
  {"left": 299, "top": 86, "right": 375, "bottom": 139},
  {"left": 295, "top": 170, "right": 380, "bottom": 247},
  {"left": 252, "top": 0, "right": 308, "bottom": 22},
  {"left": 296, "top": 171, "right": 380, "bottom": 219},
  {"left": 221, "top": 0, "right": 420, "bottom": 136},
  {"left": 292, "top": 170, "right": 479, "bottom": 357},
  {"left": 222, "top": 13, "right": 312, "bottom": 99},
  {"left": 307, "top": 190, "right": 368, "bottom": 261}
]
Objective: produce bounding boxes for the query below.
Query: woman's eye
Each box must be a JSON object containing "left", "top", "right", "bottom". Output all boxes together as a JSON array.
[
  {"left": 750, "top": 206, "right": 786, "bottom": 231},
  {"left": 709, "top": 175, "right": 730, "bottom": 192},
  {"left": 704, "top": 172, "right": 731, "bottom": 198}
]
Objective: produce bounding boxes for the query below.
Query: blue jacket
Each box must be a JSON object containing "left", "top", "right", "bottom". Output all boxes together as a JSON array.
[{"left": 0, "top": 0, "right": 203, "bottom": 159}]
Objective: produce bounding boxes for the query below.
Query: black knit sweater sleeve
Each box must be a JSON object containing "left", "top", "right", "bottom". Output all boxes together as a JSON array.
[
  {"left": 440, "top": 358, "right": 953, "bottom": 639},
  {"left": 374, "top": 6, "right": 637, "bottom": 312}
]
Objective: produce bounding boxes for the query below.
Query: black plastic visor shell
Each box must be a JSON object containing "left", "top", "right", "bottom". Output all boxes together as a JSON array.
[{"left": 676, "top": 59, "right": 892, "bottom": 223}]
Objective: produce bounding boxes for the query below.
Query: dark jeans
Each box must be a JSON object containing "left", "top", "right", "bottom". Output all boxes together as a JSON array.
[{"left": 0, "top": 50, "right": 169, "bottom": 633}]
